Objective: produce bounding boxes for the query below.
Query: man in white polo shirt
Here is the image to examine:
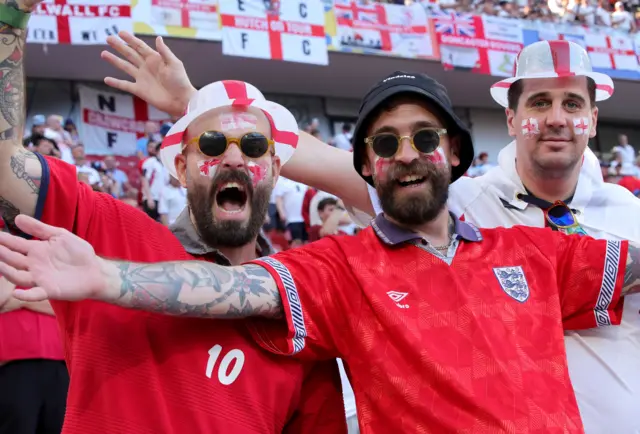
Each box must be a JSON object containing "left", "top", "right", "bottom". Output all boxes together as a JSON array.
[{"left": 100, "top": 34, "right": 640, "bottom": 432}]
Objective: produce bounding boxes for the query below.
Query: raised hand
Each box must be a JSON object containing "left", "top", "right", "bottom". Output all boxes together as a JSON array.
[
  {"left": 101, "top": 31, "right": 197, "bottom": 117},
  {"left": 0, "top": 215, "right": 105, "bottom": 302}
]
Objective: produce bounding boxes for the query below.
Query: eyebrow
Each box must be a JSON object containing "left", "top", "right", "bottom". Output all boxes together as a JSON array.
[
  {"left": 371, "top": 120, "right": 442, "bottom": 136},
  {"left": 525, "top": 91, "right": 587, "bottom": 105}
]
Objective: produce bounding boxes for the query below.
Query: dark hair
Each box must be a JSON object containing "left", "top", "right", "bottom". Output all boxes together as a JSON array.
[
  {"left": 507, "top": 77, "right": 596, "bottom": 111},
  {"left": 31, "top": 134, "right": 59, "bottom": 151},
  {"left": 317, "top": 197, "right": 338, "bottom": 212},
  {"left": 342, "top": 123, "right": 352, "bottom": 133}
]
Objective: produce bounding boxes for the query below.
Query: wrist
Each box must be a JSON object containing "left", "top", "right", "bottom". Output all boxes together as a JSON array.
[
  {"left": 94, "top": 257, "right": 120, "bottom": 303},
  {"left": 175, "top": 85, "right": 198, "bottom": 118}
]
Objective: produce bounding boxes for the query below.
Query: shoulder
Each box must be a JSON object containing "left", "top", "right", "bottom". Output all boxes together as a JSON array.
[{"left": 449, "top": 175, "right": 489, "bottom": 215}]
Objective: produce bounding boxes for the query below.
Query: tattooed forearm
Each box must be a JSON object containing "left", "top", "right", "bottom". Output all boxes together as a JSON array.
[
  {"left": 621, "top": 244, "right": 640, "bottom": 297},
  {"left": 10, "top": 149, "right": 40, "bottom": 193},
  {"left": 0, "top": 0, "right": 28, "bottom": 141},
  {"left": 102, "top": 260, "right": 284, "bottom": 319}
]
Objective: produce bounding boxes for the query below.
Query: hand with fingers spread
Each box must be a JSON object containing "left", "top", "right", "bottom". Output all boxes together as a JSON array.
[
  {"left": 101, "top": 31, "right": 197, "bottom": 118},
  {"left": 0, "top": 215, "right": 106, "bottom": 303}
]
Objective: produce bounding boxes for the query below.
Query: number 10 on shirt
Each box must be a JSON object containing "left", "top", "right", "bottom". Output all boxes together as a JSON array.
[
  {"left": 219, "top": 0, "right": 329, "bottom": 65},
  {"left": 206, "top": 345, "right": 245, "bottom": 385}
]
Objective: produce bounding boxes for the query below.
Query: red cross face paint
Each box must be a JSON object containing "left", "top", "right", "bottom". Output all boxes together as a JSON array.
[
  {"left": 521, "top": 118, "right": 540, "bottom": 137},
  {"left": 197, "top": 158, "right": 221, "bottom": 178},
  {"left": 247, "top": 161, "right": 268, "bottom": 186},
  {"left": 425, "top": 147, "right": 447, "bottom": 168},
  {"left": 572, "top": 117, "right": 590, "bottom": 136},
  {"left": 219, "top": 112, "right": 258, "bottom": 131},
  {"left": 374, "top": 156, "right": 392, "bottom": 179}
]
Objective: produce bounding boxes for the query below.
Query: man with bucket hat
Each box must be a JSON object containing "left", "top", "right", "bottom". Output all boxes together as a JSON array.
[
  {"left": 8, "top": 50, "right": 640, "bottom": 434},
  {"left": 358, "top": 40, "right": 640, "bottom": 433},
  {"left": 0, "top": 9, "right": 345, "bottom": 433}
]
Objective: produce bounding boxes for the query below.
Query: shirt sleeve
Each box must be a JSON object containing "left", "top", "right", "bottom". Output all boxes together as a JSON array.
[
  {"left": 246, "top": 237, "right": 363, "bottom": 360},
  {"left": 539, "top": 228, "right": 629, "bottom": 330},
  {"left": 282, "top": 359, "right": 348, "bottom": 434}
]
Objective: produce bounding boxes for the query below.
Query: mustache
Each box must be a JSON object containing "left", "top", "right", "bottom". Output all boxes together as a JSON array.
[
  {"left": 387, "top": 160, "right": 433, "bottom": 180},
  {"left": 210, "top": 169, "right": 254, "bottom": 196}
]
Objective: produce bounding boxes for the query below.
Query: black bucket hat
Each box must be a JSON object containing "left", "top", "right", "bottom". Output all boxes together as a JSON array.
[{"left": 352, "top": 71, "right": 475, "bottom": 186}]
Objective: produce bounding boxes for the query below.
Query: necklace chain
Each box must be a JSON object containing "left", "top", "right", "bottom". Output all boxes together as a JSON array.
[{"left": 430, "top": 216, "right": 456, "bottom": 251}]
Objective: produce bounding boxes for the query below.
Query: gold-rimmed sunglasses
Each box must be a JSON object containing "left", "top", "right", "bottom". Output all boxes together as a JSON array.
[
  {"left": 185, "top": 130, "right": 274, "bottom": 159},
  {"left": 364, "top": 128, "right": 448, "bottom": 158}
]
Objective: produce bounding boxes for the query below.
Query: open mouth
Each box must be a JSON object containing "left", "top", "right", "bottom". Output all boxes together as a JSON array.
[
  {"left": 396, "top": 175, "right": 426, "bottom": 187},
  {"left": 215, "top": 182, "right": 248, "bottom": 213}
]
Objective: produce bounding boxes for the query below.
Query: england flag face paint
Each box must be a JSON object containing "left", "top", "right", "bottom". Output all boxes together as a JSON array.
[
  {"left": 247, "top": 161, "right": 268, "bottom": 186},
  {"left": 521, "top": 118, "right": 539, "bottom": 137},
  {"left": 198, "top": 158, "right": 221, "bottom": 178},
  {"left": 425, "top": 147, "right": 448, "bottom": 168},
  {"left": 219, "top": 112, "right": 258, "bottom": 132},
  {"left": 573, "top": 117, "right": 590, "bottom": 136}
]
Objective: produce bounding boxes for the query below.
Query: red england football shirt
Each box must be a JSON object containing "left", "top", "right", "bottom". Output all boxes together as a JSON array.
[
  {"left": 37, "top": 156, "right": 346, "bottom": 434},
  {"left": 249, "top": 215, "right": 628, "bottom": 433}
]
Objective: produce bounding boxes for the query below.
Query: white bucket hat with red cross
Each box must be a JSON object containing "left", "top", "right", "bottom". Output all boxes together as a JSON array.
[
  {"left": 160, "top": 80, "right": 299, "bottom": 179},
  {"left": 490, "top": 40, "right": 614, "bottom": 108}
]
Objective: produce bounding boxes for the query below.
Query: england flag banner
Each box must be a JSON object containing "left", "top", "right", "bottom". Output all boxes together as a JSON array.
[
  {"left": 332, "top": 0, "right": 437, "bottom": 59},
  {"left": 27, "top": 0, "right": 132, "bottom": 45},
  {"left": 585, "top": 32, "right": 639, "bottom": 79},
  {"left": 433, "top": 13, "right": 523, "bottom": 77},
  {"left": 138, "top": 0, "right": 221, "bottom": 41},
  {"left": 219, "top": 0, "right": 328, "bottom": 65},
  {"left": 79, "top": 86, "right": 170, "bottom": 156}
]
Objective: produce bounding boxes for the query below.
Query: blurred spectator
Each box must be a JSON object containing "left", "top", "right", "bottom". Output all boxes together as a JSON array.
[
  {"left": 302, "top": 187, "right": 319, "bottom": 234},
  {"left": 158, "top": 176, "right": 187, "bottom": 226},
  {"left": 613, "top": 134, "right": 636, "bottom": 166},
  {"left": 103, "top": 155, "right": 131, "bottom": 198},
  {"left": 23, "top": 114, "right": 46, "bottom": 148},
  {"left": 308, "top": 197, "right": 352, "bottom": 241},
  {"left": 140, "top": 141, "right": 169, "bottom": 221},
  {"left": 333, "top": 123, "right": 353, "bottom": 152},
  {"left": 72, "top": 145, "right": 101, "bottom": 187},
  {"left": 136, "top": 121, "right": 161, "bottom": 159},
  {"left": 64, "top": 119, "right": 80, "bottom": 145},
  {"left": 611, "top": 1, "right": 636, "bottom": 30},
  {"left": 44, "top": 115, "right": 74, "bottom": 164},
  {"left": 31, "top": 134, "right": 61, "bottom": 159},
  {"left": 274, "top": 177, "right": 308, "bottom": 246},
  {"left": 467, "top": 152, "right": 494, "bottom": 177},
  {"left": 159, "top": 122, "right": 174, "bottom": 139}
]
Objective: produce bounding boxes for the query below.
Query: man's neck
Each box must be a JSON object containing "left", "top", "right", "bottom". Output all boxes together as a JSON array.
[
  {"left": 388, "top": 206, "right": 452, "bottom": 246},
  {"left": 516, "top": 160, "right": 580, "bottom": 203},
  {"left": 216, "top": 242, "right": 259, "bottom": 266}
]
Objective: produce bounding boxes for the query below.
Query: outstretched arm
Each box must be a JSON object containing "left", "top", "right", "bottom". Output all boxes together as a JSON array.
[
  {"left": 100, "top": 259, "right": 283, "bottom": 319},
  {"left": 622, "top": 244, "right": 640, "bottom": 297},
  {"left": 0, "top": 1, "right": 44, "bottom": 229},
  {"left": 0, "top": 214, "right": 284, "bottom": 318}
]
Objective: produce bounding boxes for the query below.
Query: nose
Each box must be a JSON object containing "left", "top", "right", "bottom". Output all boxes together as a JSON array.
[
  {"left": 221, "top": 143, "right": 246, "bottom": 170},
  {"left": 394, "top": 136, "right": 420, "bottom": 165},
  {"left": 545, "top": 101, "right": 568, "bottom": 129}
]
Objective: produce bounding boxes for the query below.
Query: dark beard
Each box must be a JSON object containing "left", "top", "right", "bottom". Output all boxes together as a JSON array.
[
  {"left": 188, "top": 169, "right": 271, "bottom": 248},
  {"left": 375, "top": 159, "right": 449, "bottom": 226}
]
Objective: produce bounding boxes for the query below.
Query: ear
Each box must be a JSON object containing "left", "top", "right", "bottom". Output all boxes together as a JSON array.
[
  {"left": 506, "top": 108, "right": 517, "bottom": 137},
  {"left": 271, "top": 155, "right": 281, "bottom": 188},
  {"left": 361, "top": 152, "right": 373, "bottom": 177},
  {"left": 448, "top": 136, "right": 461, "bottom": 168},
  {"left": 174, "top": 154, "right": 188, "bottom": 188},
  {"left": 589, "top": 106, "right": 598, "bottom": 139}
]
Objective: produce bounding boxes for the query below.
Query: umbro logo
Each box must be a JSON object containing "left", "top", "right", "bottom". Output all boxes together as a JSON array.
[{"left": 387, "top": 291, "right": 410, "bottom": 309}]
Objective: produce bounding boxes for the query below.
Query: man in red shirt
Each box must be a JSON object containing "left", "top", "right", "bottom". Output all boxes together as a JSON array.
[
  {"left": 0, "top": 7, "right": 344, "bottom": 433},
  {"left": 2, "top": 73, "right": 640, "bottom": 433}
]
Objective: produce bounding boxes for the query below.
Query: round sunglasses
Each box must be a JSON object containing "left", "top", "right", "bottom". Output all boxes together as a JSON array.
[
  {"left": 364, "top": 128, "right": 448, "bottom": 159},
  {"left": 186, "top": 131, "right": 274, "bottom": 159}
]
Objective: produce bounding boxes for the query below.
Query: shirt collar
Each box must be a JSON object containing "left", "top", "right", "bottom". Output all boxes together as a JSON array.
[
  {"left": 494, "top": 141, "right": 602, "bottom": 212},
  {"left": 371, "top": 212, "right": 482, "bottom": 246},
  {"left": 170, "top": 208, "right": 273, "bottom": 265}
]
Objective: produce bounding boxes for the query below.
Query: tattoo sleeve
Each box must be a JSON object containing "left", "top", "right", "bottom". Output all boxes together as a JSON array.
[
  {"left": 621, "top": 244, "right": 640, "bottom": 297},
  {"left": 0, "top": 2, "right": 42, "bottom": 227},
  {"left": 107, "top": 260, "right": 284, "bottom": 319}
]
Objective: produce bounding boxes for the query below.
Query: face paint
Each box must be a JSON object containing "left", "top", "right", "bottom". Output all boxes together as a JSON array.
[
  {"left": 573, "top": 117, "right": 590, "bottom": 136},
  {"left": 197, "top": 159, "right": 221, "bottom": 178},
  {"left": 521, "top": 118, "right": 539, "bottom": 137},
  {"left": 247, "top": 161, "right": 268, "bottom": 186},
  {"left": 219, "top": 113, "right": 258, "bottom": 132},
  {"left": 374, "top": 156, "right": 391, "bottom": 179},
  {"left": 424, "top": 147, "right": 447, "bottom": 167}
]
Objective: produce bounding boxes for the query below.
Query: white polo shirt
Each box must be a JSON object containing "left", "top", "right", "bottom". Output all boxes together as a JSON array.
[{"left": 351, "top": 141, "right": 640, "bottom": 434}]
